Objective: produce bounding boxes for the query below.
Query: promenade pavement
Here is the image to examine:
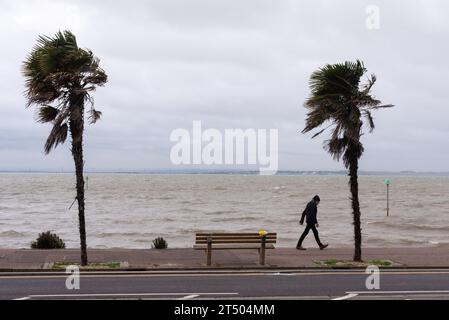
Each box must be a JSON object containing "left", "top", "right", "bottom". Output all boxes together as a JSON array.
[{"left": 1, "top": 246, "right": 448, "bottom": 270}]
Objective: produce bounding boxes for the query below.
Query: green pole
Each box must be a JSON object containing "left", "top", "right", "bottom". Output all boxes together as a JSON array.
[
  {"left": 387, "top": 184, "right": 389, "bottom": 217},
  {"left": 384, "top": 179, "right": 391, "bottom": 217}
]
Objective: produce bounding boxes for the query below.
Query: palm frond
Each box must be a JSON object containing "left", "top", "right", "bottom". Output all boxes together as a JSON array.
[
  {"left": 302, "top": 107, "right": 332, "bottom": 134},
  {"left": 302, "top": 60, "right": 392, "bottom": 167},
  {"left": 311, "top": 128, "right": 326, "bottom": 139},
  {"left": 44, "top": 123, "right": 68, "bottom": 154},
  {"left": 362, "top": 74, "right": 377, "bottom": 94},
  {"left": 369, "top": 104, "right": 395, "bottom": 110},
  {"left": 89, "top": 109, "right": 102, "bottom": 124},
  {"left": 23, "top": 30, "right": 108, "bottom": 107},
  {"left": 309, "top": 60, "right": 366, "bottom": 97},
  {"left": 37, "top": 105, "right": 59, "bottom": 123},
  {"left": 363, "top": 110, "right": 375, "bottom": 132},
  {"left": 324, "top": 137, "right": 349, "bottom": 161},
  {"left": 23, "top": 30, "right": 108, "bottom": 154}
]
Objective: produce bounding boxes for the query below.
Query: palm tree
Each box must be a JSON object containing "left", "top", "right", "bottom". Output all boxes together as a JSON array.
[
  {"left": 302, "top": 60, "right": 393, "bottom": 262},
  {"left": 23, "top": 30, "right": 107, "bottom": 265}
]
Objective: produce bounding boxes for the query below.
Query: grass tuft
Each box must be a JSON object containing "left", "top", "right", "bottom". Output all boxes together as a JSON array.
[
  {"left": 52, "top": 262, "right": 121, "bottom": 269},
  {"left": 314, "top": 259, "right": 395, "bottom": 268}
]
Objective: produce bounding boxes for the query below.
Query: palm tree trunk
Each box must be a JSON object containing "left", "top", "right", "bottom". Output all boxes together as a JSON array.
[
  {"left": 69, "top": 95, "right": 88, "bottom": 266},
  {"left": 349, "top": 155, "right": 362, "bottom": 262}
]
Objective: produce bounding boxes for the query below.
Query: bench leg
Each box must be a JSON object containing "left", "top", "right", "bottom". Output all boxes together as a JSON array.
[
  {"left": 259, "top": 236, "right": 266, "bottom": 265},
  {"left": 259, "top": 248, "right": 266, "bottom": 265},
  {"left": 207, "top": 238, "right": 212, "bottom": 266}
]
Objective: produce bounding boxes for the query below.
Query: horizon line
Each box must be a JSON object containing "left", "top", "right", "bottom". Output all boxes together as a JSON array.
[{"left": 1, "top": 169, "right": 448, "bottom": 176}]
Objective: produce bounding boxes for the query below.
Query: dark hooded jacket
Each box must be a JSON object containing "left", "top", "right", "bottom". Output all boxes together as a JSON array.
[{"left": 300, "top": 200, "right": 318, "bottom": 225}]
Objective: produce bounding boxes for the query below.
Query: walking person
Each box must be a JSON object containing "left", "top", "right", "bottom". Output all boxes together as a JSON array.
[{"left": 297, "top": 195, "right": 328, "bottom": 250}]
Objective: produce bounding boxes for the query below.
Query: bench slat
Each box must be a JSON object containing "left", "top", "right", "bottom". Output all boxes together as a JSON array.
[
  {"left": 195, "top": 236, "right": 277, "bottom": 241},
  {"left": 196, "top": 235, "right": 276, "bottom": 238},
  {"left": 195, "top": 232, "right": 277, "bottom": 246},
  {"left": 194, "top": 244, "right": 275, "bottom": 250},
  {"left": 196, "top": 233, "right": 277, "bottom": 236},
  {"left": 195, "top": 241, "right": 277, "bottom": 245},
  {"left": 195, "top": 235, "right": 277, "bottom": 238},
  {"left": 195, "top": 239, "right": 276, "bottom": 243}
]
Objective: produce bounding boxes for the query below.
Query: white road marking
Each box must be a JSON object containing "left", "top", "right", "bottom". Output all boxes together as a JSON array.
[
  {"left": 332, "top": 293, "right": 358, "bottom": 300},
  {"left": 348, "top": 290, "right": 449, "bottom": 295},
  {"left": 177, "top": 294, "right": 200, "bottom": 300},
  {"left": 0, "top": 269, "right": 449, "bottom": 279},
  {"left": 271, "top": 273, "right": 294, "bottom": 276},
  {"left": 2, "top": 270, "right": 449, "bottom": 280},
  {"left": 13, "top": 296, "right": 31, "bottom": 300},
  {"left": 26, "top": 292, "right": 238, "bottom": 299}
]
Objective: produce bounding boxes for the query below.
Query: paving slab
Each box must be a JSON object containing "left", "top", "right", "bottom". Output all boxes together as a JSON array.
[{"left": 1, "top": 246, "right": 448, "bottom": 271}]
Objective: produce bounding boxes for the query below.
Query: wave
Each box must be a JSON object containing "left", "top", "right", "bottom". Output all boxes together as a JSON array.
[
  {"left": 366, "top": 221, "right": 449, "bottom": 232},
  {"left": 178, "top": 200, "right": 194, "bottom": 205},
  {"left": 0, "top": 230, "right": 26, "bottom": 237},
  {"left": 149, "top": 195, "right": 176, "bottom": 200},
  {"left": 205, "top": 210, "right": 237, "bottom": 215},
  {"left": 364, "top": 236, "right": 425, "bottom": 246},
  {"left": 210, "top": 217, "right": 259, "bottom": 223},
  {"left": 96, "top": 232, "right": 155, "bottom": 238}
]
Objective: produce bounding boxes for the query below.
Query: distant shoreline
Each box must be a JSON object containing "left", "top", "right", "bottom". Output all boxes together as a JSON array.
[{"left": 1, "top": 170, "right": 449, "bottom": 177}]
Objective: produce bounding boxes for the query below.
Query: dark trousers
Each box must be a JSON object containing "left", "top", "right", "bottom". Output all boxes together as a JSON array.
[{"left": 297, "top": 224, "right": 323, "bottom": 248}]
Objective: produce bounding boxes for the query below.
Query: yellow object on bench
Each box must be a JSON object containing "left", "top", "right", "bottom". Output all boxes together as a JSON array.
[{"left": 194, "top": 232, "right": 277, "bottom": 266}]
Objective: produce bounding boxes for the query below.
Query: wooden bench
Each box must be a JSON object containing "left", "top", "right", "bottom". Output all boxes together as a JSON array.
[{"left": 194, "top": 232, "right": 277, "bottom": 266}]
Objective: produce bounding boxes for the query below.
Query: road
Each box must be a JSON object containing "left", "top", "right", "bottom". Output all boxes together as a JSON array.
[{"left": 1, "top": 269, "right": 449, "bottom": 300}]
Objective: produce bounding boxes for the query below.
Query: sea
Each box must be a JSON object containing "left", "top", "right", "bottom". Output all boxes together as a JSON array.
[{"left": 1, "top": 173, "right": 448, "bottom": 249}]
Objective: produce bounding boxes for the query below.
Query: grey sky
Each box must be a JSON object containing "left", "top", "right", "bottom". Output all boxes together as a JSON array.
[{"left": 1, "top": 0, "right": 448, "bottom": 172}]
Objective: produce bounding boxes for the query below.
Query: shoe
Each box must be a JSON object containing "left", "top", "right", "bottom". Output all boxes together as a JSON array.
[
  {"left": 319, "top": 244, "right": 329, "bottom": 250},
  {"left": 296, "top": 246, "right": 306, "bottom": 251}
]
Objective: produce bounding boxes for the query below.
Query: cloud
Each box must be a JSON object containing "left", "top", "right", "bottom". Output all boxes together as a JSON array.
[{"left": 1, "top": 0, "right": 448, "bottom": 171}]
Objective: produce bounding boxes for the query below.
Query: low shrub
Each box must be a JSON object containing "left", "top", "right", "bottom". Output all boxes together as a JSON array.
[
  {"left": 31, "top": 231, "right": 66, "bottom": 249},
  {"left": 152, "top": 237, "right": 168, "bottom": 249}
]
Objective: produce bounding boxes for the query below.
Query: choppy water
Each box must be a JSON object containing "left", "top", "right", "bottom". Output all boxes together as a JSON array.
[{"left": 1, "top": 173, "right": 448, "bottom": 249}]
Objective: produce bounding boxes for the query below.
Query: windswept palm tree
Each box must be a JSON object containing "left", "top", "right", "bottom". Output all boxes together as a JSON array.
[
  {"left": 302, "top": 60, "right": 393, "bottom": 262},
  {"left": 23, "top": 30, "right": 107, "bottom": 265}
]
